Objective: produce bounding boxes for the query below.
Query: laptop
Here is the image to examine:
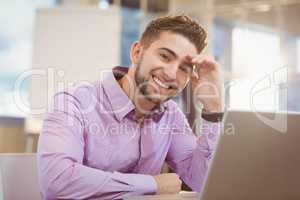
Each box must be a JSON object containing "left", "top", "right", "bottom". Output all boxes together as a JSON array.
[
  {"left": 125, "top": 111, "right": 300, "bottom": 200},
  {"left": 200, "top": 110, "right": 300, "bottom": 200}
]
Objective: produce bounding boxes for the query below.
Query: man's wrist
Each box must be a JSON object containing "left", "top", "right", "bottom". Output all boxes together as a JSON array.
[{"left": 201, "top": 107, "right": 224, "bottom": 122}]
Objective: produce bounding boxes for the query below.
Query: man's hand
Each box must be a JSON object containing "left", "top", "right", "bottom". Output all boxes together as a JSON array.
[
  {"left": 153, "top": 173, "right": 182, "bottom": 195},
  {"left": 186, "top": 54, "right": 224, "bottom": 113}
]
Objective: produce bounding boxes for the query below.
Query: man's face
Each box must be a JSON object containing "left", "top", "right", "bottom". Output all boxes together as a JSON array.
[{"left": 133, "top": 31, "right": 198, "bottom": 104}]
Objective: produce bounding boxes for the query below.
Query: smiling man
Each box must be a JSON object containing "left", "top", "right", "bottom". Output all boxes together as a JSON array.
[{"left": 37, "top": 15, "right": 224, "bottom": 199}]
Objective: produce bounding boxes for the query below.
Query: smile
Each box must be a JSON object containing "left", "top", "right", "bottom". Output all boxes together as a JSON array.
[{"left": 152, "top": 76, "right": 169, "bottom": 89}]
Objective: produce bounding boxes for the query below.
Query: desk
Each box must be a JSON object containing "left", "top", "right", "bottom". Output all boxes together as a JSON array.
[{"left": 124, "top": 192, "right": 200, "bottom": 200}]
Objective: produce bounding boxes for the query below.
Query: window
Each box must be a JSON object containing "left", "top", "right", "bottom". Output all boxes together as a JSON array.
[
  {"left": 230, "top": 27, "right": 282, "bottom": 111},
  {"left": 0, "top": 0, "right": 56, "bottom": 117},
  {"left": 297, "top": 38, "right": 300, "bottom": 73}
]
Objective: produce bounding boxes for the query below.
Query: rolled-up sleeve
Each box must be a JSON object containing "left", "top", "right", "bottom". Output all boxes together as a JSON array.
[
  {"left": 37, "top": 92, "right": 157, "bottom": 200},
  {"left": 166, "top": 106, "right": 222, "bottom": 192}
]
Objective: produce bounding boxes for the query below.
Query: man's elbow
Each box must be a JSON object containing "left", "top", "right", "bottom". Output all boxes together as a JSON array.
[{"left": 39, "top": 174, "right": 64, "bottom": 199}]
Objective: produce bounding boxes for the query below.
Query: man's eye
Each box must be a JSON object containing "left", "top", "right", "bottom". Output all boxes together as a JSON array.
[
  {"left": 160, "top": 53, "right": 170, "bottom": 62},
  {"left": 180, "top": 66, "right": 191, "bottom": 74}
]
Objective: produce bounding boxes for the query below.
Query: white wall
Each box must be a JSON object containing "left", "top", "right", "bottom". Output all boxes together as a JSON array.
[{"left": 29, "top": 6, "right": 121, "bottom": 120}]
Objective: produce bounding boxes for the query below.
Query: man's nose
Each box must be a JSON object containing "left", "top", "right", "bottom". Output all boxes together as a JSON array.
[{"left": 163, "top": 64, "right": 178, "bottom": 81}]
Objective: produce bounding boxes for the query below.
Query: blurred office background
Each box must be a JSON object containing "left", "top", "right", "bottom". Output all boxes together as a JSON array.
[{"left": 0, "top": 0, "right": 299, "bottom": 153}]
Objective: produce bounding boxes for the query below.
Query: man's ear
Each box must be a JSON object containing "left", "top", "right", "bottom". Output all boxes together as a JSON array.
[{"left": 130, "top": 41, "right": 142, "bottom": 65}]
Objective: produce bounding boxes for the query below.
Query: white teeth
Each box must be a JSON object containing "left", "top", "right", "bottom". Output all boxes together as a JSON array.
[{"left": 153, "top": 76, "right": 169, "bottom": 89}]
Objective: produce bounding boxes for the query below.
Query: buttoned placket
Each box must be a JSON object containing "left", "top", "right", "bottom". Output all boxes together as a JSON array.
[{"left": 131, "top": 114, "right": 154, "bottom": 173}]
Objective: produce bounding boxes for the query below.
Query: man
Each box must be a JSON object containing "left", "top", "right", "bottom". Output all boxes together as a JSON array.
[{"left": 37, "top": 15, "right": 224, "bottom": 199}]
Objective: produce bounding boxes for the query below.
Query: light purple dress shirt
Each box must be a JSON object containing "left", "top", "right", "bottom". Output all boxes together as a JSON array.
[{"left": 37, "top": 67, "right": 221, "bottom": 200}]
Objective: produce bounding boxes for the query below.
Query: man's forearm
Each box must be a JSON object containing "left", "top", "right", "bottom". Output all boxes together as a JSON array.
[
  {"left": 38, "top": 154, "right": 157, "bottom": 199},
  {"left": 182, "top": 119, "right": 222, "bottom": 192}
]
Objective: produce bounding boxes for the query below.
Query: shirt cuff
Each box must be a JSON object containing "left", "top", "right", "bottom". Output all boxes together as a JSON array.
[
  {"left": 112, "top": 172, "right": 157, "bottom": 195},
  {"left": 136, "top": 174, "right": 157, "bottom": 195},
  {"left": 201, "top": 119, "right": 222, "bottom": 137},
  {"left": 198, "top": 120, "right": 222, "bottom": 150}
]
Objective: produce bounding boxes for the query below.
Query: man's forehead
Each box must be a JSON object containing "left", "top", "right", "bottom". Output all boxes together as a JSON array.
[{"left": 150, "top": 32, "right": 198, "bottom": 57}]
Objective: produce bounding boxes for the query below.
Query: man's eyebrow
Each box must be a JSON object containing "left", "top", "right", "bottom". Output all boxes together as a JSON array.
[{"left": 158, "top": 47, "right": 178, "bottom": 58}]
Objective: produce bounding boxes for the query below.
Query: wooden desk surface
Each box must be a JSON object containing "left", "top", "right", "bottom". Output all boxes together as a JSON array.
[{"left": 124, "top": 192, "right": 200, "bottom": 200}]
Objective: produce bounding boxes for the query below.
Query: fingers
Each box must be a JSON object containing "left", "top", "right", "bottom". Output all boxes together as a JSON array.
[
  {"left": 168, "top": 173, "right": 182, "bottom": 193},
  {"left": 173, "top": 173, "right": 182, "bottom": 192},
  {"left": 185, "top": 54, "right": 214, "bottom": 63},
  {"left": 194, "top": 58, "right": 219, "bottom": 80},
  {"left": 191, "top": 65, "right": 199, "bottom": 80},
  {"left": 194, "top": 56, "right": 216, "bottom": 69},
  {"left": 184, "top": 54, "right": 194, "bottom": 61},
  {"left": 154, "top": 173, "right": 182, "bottom": 194},
  {"left": 186, "top": 54, "right": 218, "bottom": 72}
]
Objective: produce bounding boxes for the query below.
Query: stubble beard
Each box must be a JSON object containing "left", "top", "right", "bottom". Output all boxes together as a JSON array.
[{"left": 134, "top": 58, "right": 168, "bottom": 105}]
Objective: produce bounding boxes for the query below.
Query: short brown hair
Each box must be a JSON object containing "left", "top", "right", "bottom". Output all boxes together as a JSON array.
[{"left": 140, "top": 14, "right": 207, "bottom": 53}]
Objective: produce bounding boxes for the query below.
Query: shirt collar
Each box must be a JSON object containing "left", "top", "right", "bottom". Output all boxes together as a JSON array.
[{"left": 102, "top": 66, "right": 168, "bottom": 123}]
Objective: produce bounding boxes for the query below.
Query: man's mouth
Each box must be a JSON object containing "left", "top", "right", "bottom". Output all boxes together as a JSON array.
[{"left": 152, "top": 75, "right": 170, "bottom": 89}]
